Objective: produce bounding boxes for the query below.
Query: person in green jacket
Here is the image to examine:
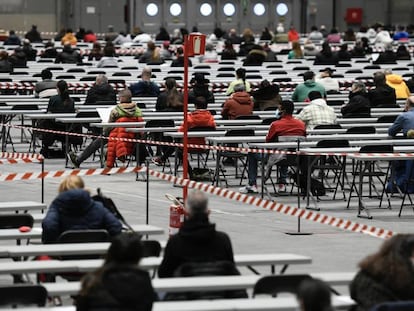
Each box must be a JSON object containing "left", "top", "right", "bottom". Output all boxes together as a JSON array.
[{"left": 291, "top": 71, "right": 326, "bottom": 102}]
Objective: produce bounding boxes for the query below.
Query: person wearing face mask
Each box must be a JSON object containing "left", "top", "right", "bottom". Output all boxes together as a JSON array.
[
  {"left": 239, "top": 100, "right": 306, "bottom": 194},
  {"left": 349, "top": 234, "right": 414, "bottom": 311}
]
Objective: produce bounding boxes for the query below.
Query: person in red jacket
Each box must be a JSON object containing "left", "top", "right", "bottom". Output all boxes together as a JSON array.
[
  {"left": 221, "top": 84, "right": 253, "bottom": 119},
  {"left": 239, "top": 100, "right": 306, "bottom": 194},
  {"left": 152, "top": 97, "right": 216, "bottom": 166}
]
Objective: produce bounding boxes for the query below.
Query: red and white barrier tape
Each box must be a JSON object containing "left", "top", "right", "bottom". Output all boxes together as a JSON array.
[
  {"left": 0, "top": 158, "right": 43, "bottom": 165},
  {"left": 0, "top": 151, "right": 43, "bottom": 161},
  {"left": 0, "top": 166, "right": 143, "bottom": 182},
  {"left": 148, "top": 168, "right": 394, "bottom": 240}
]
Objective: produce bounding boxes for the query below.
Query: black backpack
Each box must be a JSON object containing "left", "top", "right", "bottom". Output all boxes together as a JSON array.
[{"left": 92, "top": 188, "right": 133, "bottom": 231}]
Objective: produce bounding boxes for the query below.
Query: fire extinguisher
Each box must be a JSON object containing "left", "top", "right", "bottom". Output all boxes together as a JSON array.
[{"left": 165, "top": 194, "right": 186, "bottom": 236}]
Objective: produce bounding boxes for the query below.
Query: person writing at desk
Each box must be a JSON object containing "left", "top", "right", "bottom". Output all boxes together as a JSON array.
[{"left": 69, "top": 89, "right": 145, "bottom": 168}]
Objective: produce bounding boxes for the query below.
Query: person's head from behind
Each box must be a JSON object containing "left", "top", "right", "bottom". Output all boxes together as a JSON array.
[
  {"left": 96, "top": 74, "right": 108, "bottom": 85},
  {"left": 194, "top": 96, "right": 207, "bottom": 110},
  {"left": 141, "top": 66, "right": 152, "bottom": 81},
  {"left": 176, "top": 47, "right": 184, "bottom": 56},
  {"left": 0, "top": 51, "right": 8, "bottom": 61},
  {"left": 297, "top": 278, "right": 333, "bottom": 311},
  {"left": 119, "top": 89, "right": 132, "bottom": 103},
  {"left": 321, "top": 41, "right": 332, "bottom": 55},
  {"left": 236, "top": 68, "right": 246, "bottom": 80},
  {"left": 57, "top": 80, "right": 68, "bottom": 95},
  {"left": 373, "top": 71, "right": 386, "bottom": 86},
  {"left": 340, "top": 43, "right": 348, "bottom": 52},
  {"left": 58, "top": 175, "right": 84, "bottom": 193},
  {"left": 165, "top": 77, "right": 177, "bottom": 91},
  {"left": 41, "top": 69, "right": 52, "bottom": 80},
  {"left": 280, "top": 100, "right": 295, "bottom": 116},
  {"left": 105, "top": 232, "right": 143, "bottom": 265},
  {"left": 351, "top": 81, "right": 366, "bottom": 94},
  {"left": 303, "top": 71, "right": 315, "bottom": 82},
  {"left": 310, "top": 26, "right": 318, "bottom": 32},
  {"left": 186, "top": 190, "right": 209, "bottom": 219},
  {"left": 103, "top": 44, "right": 115, "bottom": 57},
  {"left": 308, "top": 90, "right": 323, "bottom": 101},
  {"left": 234, "top": 83, "right": 246, "bottom": 93}
]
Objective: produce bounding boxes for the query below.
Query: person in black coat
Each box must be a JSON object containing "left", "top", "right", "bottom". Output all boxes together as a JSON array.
[
  {"left": 40, "top": 41, "right": 58, "bottom": 59},
  {"left": 171, "top": 47, "right": 192, "bottom": 67},
  {"left": 314, "top": 41, "right": 338, "bottom": 65},
  {"left": 189, "top": 73, "right": 215, "bottom": 105},
  {"left": 0, "top": 51, "right": 13, "bottom": 73},
  {"left": 368, "top": 71, "right": 398, "bottom": 108},
  {"left": 76, "top": 232, "right": 156, "bottom": 311},
  {"left": 158, "top": 191, "right": 235, "bottom": 278},
  {"left": 21, "top": 39, "right": 37, "bottom": 61},
  {"left": 85, "top": 74, "right": 116, "bottom": 105},
  {"left": 41, "top": 175, "right": 122, "bottom": 243},
  {"left": 336, "top": 43, "right": 352, "bottom": 61},
  {"left": 25, "top": 25, "right": 42, "bottom": 43},
  {"left": 55, "top": 43, "right": 82, "bottom": 64},
  {"left": 396, "top": 44, "right": 411, "bottom": 60},
  {"left": 373, "top": 43, "right": 397, "bottom": 64},
  {"left": 3, "top": 30, "right": 21, "bottom": 45},
  {"left": 252, "top": 79, "right": 282, "bottom": 111},
  {"left": 349, "top": 234, "right": 414, "bottom": 311},
  {"left": 9, "top": 47, "right": 27, "bottom": 68},
  {"left": 341, "top": 81, "right": 371, "bottom": 117}
]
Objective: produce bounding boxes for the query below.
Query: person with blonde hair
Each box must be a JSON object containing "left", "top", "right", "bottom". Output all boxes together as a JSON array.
[{"left": 41, "top": 176, "right": 122, "bottom": 243}]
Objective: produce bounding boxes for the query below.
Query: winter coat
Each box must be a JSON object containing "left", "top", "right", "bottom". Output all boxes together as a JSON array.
[
  {"left": 178, "top": 110, "right": 216, "bottom": 146},
  {"left": 55, "top": 46, "right": 82, "bottom": 64},
  {"left": 61, "top": 33, "right": 77, "bottom": 46},
  {"left": 314, "top": 52, "right": 339, "bottom": 65},
  {"left": 386, "top": 74, "right": 411, "bottom": 99},
  {"left": 373, "top": 51, "right": 397, "bottom": 64},
  {"left": 85, "top": 83, "right": 117, "bottom": 104},
  {"left": 158, "top": 214, "right": 234, "bottom": 278},
  {"left": 221, "top": 91, "right": 254, "bottom": 120},
  {"left": 41, "top": 48, "right": 58, "bottom": 59},
  {"left": 3, "top": 34, "right": 21, "bottom": 46},
  {"left": 252, "top": 84, "right": 282, "bottom": 111},
  {"left": 291, "top": 80, "right": 327, "bottom": 102},
  {"left": 129, "top": 81, "right": 160, "bottom": 97},
  {"left": 106, "top": 103, "right": 144, "bottom": 168},
  {"left": 368, "top": 85, "right": 397, "bottom": 108},
  {"left": 42, "top": 189, "right": 122, "bottom": 243},
  {"left": 341, "top": 91, "right": 371, "bottom": 117},
  {"left": 350, "top": 270, "right": 414, "bottom": 311},
  {"left": 77, "top": 264, "right": 156, "bottom": 311},
  {"left": 47, "top": 95, "right": 75, "bottom": 113},
  {"left": 188, "top": 85, "right": 215, "bottom": 104},
  {"left": 0, "top": 59, "right": 13, "bottom": 73},
  {"left": 171, "top": 56, "right": 192, "bottom": 67}
]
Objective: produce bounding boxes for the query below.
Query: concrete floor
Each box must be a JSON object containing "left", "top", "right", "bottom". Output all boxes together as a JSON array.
[{"left": 1, "top": 128, "right": 414, "bottom": 296}]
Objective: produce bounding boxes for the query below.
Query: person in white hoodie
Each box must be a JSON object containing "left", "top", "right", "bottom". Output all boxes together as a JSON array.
[
  {"left": 374, "top": 26, "right": 392, "bottom": 47},
  {"left": 315, "top": 67, "right": 340, "bottom": 93},
  {"left": 296, "top": 91, "right": 337, "bottom": 130}
]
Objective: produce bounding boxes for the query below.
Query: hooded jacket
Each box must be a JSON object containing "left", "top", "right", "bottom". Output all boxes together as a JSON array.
[
  {"left": 55, "top": 46, "right": 82, "bottom": 64},
  {"left": 158, "top": 214, "right": 234, "bottom": 278},
  {"left": 341, "top": 91, "right": 371, "bottom": 117},
  {"left": 292, "top": 80, "right": 327, "bottom": 102},
  {"left": 77, "top": 264, "right": 156, "bottom": 311},
  {"left": 221, "top": 91, "right": 254, "bottom": 120},
  {"left": 179, "top": 110, "right": 216, "bottom": 146},
  {"left": 42, "top": 189, "right": 122, "bottom": 243},
  {"left": 85, "top": 83, "right": 117, "bottom": 104},
  {"left": 386, "top": 74, "right": 411, "bottom": 99},
  {"left": 106, "top": 103, "right": 144, "bottom": 168},
  {"left": 368, "top": 84, "right": 397, "bottom": 108}
]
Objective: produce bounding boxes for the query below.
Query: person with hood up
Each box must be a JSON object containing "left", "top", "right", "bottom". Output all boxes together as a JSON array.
[
  {"left": 385, "top": 69, "right": 411, "bottom": 99},
  {"left": 60, "top": 28, "right": 77, "bottom": 46},
  {"left": 252, "top": 79, "right": 282, "bottom": 111},
  {"left": 158, "top": 190, "right": 234, "bottom": 278},
  {"left": 85, "top": 74, "right": 116, "bottom": 105},
  {"left": 368, "top": 71, "right": 398, "bottom": 108},
  {"left": 341, "top": 81, "right": 371, "bottom": 118},
  {"left": 76, "top": 232, "right": 156, "bottom": 311},
  {"left": 41, "top": 175, "right": 122, "bottom": 244},
  {"left": 292, "top": 71, "right": 326, "bottom": 102},
  {"left": 221, "top": 83, "right": 254, "bottom": 120}
]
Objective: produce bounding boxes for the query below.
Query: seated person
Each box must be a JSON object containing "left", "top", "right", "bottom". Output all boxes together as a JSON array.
[
  {"left": 156, "top": 78, "right": 184, "bottom": 112},
  {"left": 69, "top": 89, "right": 145, "bottom": 168},
  {"left": 350, "top": 234, "right": 414, "bottom": 311},
  {"left": 297, "top": 278, "right": 334, "bottom": 311},
  {"left": 373, "top": 43, "right": 397, "bottom": 64},
  {"left": 226, "top": 68, "right": 251, "bottom": 95},
  {"left": 76, "top": 232, "right": 156, "bottom": 311},
  {"left": 34, "top": 69, "right": 57, "bottom": 98},
  {"left": 138, "top": 41, "right": 164, "bottom": 64},
  {"left": 221, "top": 84, "right": 253, "bottom": 119},
  {"left": 85, "top": 74, "right": 116, "bottom": 105},
  {"left": 42, "top": 175, "right": 122, "bottom": 243},
  {"left": 188, "top": 73, "right": 215, "bottom": 105},
  {"left": 129, "top": 66, "right": 160, "bottom": 97},
  {"left": 55, "top": 42, "right": 82, "bottom": 64},
  {"left": 252, "top": 79, "right": 282, "bottom": 111},
  {"left": 152, "top": 96, "right": 216, "bottom": 166},
  {"left": 239, "top": 100, "right": 306, "bottom": 194},
  {"left": 40, "top": 41, "right": 58, "bottom": 59},
  {"left": 315, "top": 67, "right": 339, "bottom": 94},
  {"left": 341, "top": 82, "right": 371, "bottom": 118},
  {"left": 158, "top": 190, "right": 235, "bottom": 278},
  {"left": 171, "top": 47, "right": 192, "bottom": 67},
  {"left": 97, "top": 44, "right": 118, "bottom": 68},
  {"left": 368, "top": 71, "right": 398, "bottom": 108},
  {"left": 385, "top": 69, "right": 411, "bottom": 99},
  {"left": 0, "top": 51, "right": 12, "bottom": 73},
  {"left": 314, "top": 41, "right": 338, "bottom": 65},
  {"left": 40, "top": 80, "right": 77, "bottom": 158}
]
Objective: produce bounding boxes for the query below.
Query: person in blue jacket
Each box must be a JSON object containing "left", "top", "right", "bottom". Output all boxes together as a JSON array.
[{"left": 42, "top": 176, "right": 122, "bottom": 243}]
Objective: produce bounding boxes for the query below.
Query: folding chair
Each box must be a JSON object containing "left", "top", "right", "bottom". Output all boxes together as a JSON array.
[
  {"left": 142, "top": 240, "right": 162, "bottom": 278},
  {"left": 347, "top": 145, "right": 394, "bottom": 212},
  {"left": 253, "top": 274, "right": 312, "bottom": 297},
  {"left": 0, "top": 285, "right": 47, "bottom": 307}
]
